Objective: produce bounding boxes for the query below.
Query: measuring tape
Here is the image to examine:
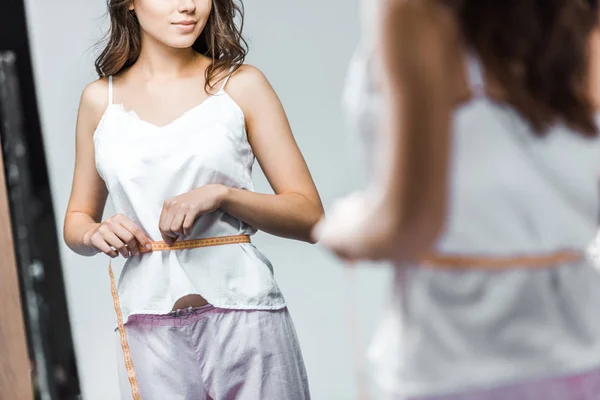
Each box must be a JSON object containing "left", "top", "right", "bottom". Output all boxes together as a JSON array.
[
  {"left": 421, "top": 250, "right": 582, "bottom": 269},
  {"left": 108, "top": 234, "right": 251, "bottom": 400}
]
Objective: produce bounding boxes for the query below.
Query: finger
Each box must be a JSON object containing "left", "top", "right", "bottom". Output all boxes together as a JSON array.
[
  {"left": 91, "top": 235, "right": 118, "bottom": 258},
  {"left": 118, "top": 218, "right": 152, "bottom": 252},
  {"left": 159, "top": 218, "right": 177, "bottom": 246},
  {"left": 160, "top": 230, "right": 177, "bottom": 246},
  {"left": 170, "top": 209, "right": 186, "bottom": 238},
  {"left": 182, "top": 213, "right": 197, "bottom": 237},
  {"left": 158, "top": 202, "right": 170, "bottom": 234},
  {"left": 123, "top": 233, "right": 139, "bottom": 256},
  {"left": 102, "top": 230, "right": 128, "bottom": 258},
  {"left": 108, "top": 223, "right": 137, "bottom": 258},
  {"left": 159, "top": 203, "right": 176, "bottom": 244}
]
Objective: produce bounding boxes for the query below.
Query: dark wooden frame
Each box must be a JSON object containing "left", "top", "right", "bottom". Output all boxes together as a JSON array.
[{"left": 0, "top": 146, "right": 33, "bottom": 400}]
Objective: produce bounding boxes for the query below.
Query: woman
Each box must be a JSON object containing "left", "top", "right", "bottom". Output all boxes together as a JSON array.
[
  {"left": 316, "top": 0, "right": 600, "bottom": 398},
  {"left": 64, "top": 0, "right": 323, "bottom": 398}
]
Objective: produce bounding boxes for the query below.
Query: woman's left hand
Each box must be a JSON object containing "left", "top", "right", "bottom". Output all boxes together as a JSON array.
[
  {"left": 159, "top": 184, "right": 229, "bottom": 245},
  {"left": 312, "top": 190, "right": 399, "bottom": 262}
]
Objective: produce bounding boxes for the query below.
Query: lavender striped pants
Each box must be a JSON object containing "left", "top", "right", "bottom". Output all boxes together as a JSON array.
[{"left": 116, "top": 305, "right": 310, "bottom": 400}]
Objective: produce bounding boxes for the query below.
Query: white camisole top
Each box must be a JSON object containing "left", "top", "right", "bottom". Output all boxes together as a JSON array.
[{"left": 93, "top": 71, "right": 286, "bottom": 324}]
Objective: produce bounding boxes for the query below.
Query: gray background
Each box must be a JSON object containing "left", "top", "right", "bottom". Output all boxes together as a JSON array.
[{"left": 23, "top": 1, "right": 392, "bottom": 398}]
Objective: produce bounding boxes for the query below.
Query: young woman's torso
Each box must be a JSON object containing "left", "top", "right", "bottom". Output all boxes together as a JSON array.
[{"left": 92, "top": 56, "right": 287, "bottom": 322}]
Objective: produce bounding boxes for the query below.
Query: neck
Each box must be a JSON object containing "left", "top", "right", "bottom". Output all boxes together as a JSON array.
[{"left": 133, "top": 34, "right": 203, "bottom": 80}]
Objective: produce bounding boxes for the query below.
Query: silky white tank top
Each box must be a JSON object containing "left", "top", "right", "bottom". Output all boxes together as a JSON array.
[
  {"left": 93, "top": 71, "right": 286, "bottom": 324},
  {"left": 346, "top": 4, "right": 600, "bottom": 395}
]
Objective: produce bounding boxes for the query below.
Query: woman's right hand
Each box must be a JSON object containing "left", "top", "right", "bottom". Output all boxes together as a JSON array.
[{"left": 83, "top": 214, "right": 153, "bottom": 258}]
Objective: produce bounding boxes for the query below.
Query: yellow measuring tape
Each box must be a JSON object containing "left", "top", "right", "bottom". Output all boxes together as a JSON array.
[
  {"left": 108, "top": 234, "right": 251, "bottom": 400},
  {"left": 421, "top": 250, "right": 582, "bottom": 269}
]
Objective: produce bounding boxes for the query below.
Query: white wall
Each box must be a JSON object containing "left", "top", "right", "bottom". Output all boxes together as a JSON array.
[{"left": 24, "top": 1, "right": 391, "bottom": 399}]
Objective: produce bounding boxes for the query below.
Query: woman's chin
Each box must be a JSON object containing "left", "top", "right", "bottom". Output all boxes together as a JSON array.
[{"left": 162, "top": 36, "right": 201, "bottom": 51}]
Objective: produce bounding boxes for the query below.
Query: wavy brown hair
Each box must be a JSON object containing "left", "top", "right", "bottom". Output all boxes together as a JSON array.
[
  {"left": 446, "top": 0, "right": 599, "bottom": 135},
  {"left": 95, "top": 0, "right": 248, "bottom": 93}
]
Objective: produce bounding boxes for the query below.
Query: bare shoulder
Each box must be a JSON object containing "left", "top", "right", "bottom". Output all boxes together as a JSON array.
[
  {"left": 380, "top": 0, "right": 461, "bottom": 82},
  {"left": 224, "top": 64, "right": 273, "bottom": 103},
  {"left": 78, "top": 77, "right": 110, "bottom": 131},
  {"left": 384, "top": 0, "right": 457, "bottom": 29},
  {"left": 81, "top": 78, "right": 109, "bottom": 110},
  {"left": 385, "top": 1, "right": 459, "bottom": 47}
]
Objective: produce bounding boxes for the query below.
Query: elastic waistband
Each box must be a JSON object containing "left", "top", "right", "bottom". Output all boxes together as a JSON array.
[
  {"left": 126, "top": 304, "right": 216, "bottom": 327},
  {"left": 123, "top": 306, "right": 289, "bottom": 327}
]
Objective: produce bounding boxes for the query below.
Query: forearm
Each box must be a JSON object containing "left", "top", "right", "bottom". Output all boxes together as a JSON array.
[
  {"left": 64, "top": 212, "right": 100, "bottom": 256},
  {"left": 220, "top": 187, "right": 323, "bottom": 243}
]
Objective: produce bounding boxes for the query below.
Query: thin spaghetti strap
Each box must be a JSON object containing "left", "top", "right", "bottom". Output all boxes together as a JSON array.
[
  {"left": 108, "top": 76, "right": 114, "bottom": 105},
  {"left": 218, "top": 65, "right": 236, "bottom": 94}
]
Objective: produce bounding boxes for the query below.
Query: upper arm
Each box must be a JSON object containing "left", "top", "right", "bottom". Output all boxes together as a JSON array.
[
  {"left": 589, "top": 27, "right": 600, "bottom": 109},
  {"left": 376, "top": 1, "right": 456, "bottom": 229},
  {"left": 225, "top": 65, "right": 322, "bottom": 207},
  {"left": 379, "top": 1, "right": 454, "bottom": 131},
  {"left": 65, "top": 79, "right": 110, "bottom": 222}
]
